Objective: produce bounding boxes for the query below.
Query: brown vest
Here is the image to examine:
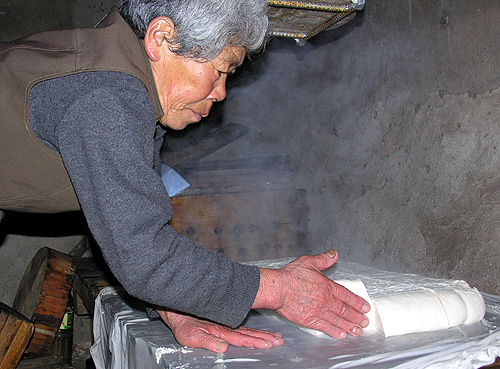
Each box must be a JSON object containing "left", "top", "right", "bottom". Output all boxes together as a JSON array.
[{"left": 0, "top": 7, "right": 163, "bottom": 213}]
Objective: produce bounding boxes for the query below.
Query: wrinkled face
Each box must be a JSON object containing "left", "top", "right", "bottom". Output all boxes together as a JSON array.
[{"left": 151, "top": 45, "right": 246, "bottom": 130}]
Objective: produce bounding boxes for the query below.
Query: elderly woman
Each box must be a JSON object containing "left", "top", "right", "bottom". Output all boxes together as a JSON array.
[{"left": 0, "top": 0, "right": 370, "bottom": 353}]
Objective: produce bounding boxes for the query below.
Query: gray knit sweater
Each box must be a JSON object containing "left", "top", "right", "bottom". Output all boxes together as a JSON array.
[{"left": 29, "top": 71, "right": 260, "bottom": 328}]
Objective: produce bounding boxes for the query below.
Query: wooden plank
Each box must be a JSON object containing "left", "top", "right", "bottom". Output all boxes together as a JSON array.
[
  {"left": 178, "top": 155, "right": 291, "bottom": 174},
  {"left": 69, "top": 236, "right": 91, "bottom": 258},
  {"left": 1, "top": 322, "right": 33, "bottom": 369},
  {"left": 180, "top": 168, "right": 296, "bottom": 196},
  {"left": 176, "top": 156, "right": 296, "bottom": 196},
  {"left": 72, "top": 273, "right": 96, "bottom": 316},
  {"left": 0, "top": 302, "right": 34, "bottom": 369},
  {"left": 73, "top": 257, "right": 118, "bottom": 316},
  {"left": 0, "top": 311, "right": 19, "bottom": 364},
  {"left": 74, "top": 257, "right": 113, "bottom": 278},
  {"left": 162, "top": 123, "right": 249, "bottom": 168}
]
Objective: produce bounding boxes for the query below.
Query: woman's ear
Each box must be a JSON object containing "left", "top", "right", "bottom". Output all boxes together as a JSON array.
[{"left": 144, "top": 17, "right": 176, "bottom": 62}]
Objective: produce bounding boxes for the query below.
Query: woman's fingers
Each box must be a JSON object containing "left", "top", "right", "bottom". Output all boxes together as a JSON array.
[
  {"left": 273, "top": 250, "right": 371, "bottom": 338},
  {"left": 157, "top": 308, "right": 284, "bottom": 353}
]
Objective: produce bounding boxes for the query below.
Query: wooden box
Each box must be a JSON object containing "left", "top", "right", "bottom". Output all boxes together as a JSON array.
[
  {"left": 12, "top": 248, "right": 74, "bottom": 357},
  {"left": 171, "top": 156, "right": 311, "bottom": 262}
]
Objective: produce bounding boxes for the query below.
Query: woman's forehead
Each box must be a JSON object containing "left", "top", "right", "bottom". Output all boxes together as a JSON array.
[{"left": 217, "top": 46, "right": 246, "bottom": 67}]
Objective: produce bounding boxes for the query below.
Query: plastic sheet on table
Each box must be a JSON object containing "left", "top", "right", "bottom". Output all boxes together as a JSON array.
[{"left": 91, "top": 260, "right": 500, "bottom": 369}]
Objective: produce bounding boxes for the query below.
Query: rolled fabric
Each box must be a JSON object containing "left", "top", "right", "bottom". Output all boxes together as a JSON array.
[
  {"left": 433, "top": 289, "right": 467, "bottom": 327},
  {"left": 258, "top": 275, "right": 486, "bottom": 339},
  {"left": 373, "top": 290, "right": 449, "bottom": 337},
  {"left": 455, "top": 288, "right": 485, "bottom": 325}
]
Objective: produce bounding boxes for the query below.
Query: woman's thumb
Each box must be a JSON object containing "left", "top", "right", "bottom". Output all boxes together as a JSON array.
[{"left": 312, "top": 249, "right": 339, "bottom": 271}]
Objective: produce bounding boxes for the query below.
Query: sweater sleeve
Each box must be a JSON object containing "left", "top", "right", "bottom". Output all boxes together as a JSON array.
[{"left": 51, "top": 72, "right": 260, "bottom": 328}]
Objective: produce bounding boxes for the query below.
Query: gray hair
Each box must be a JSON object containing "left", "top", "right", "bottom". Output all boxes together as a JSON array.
[{"left": 118, "top": 0, "right": 269, "bottom": 61}]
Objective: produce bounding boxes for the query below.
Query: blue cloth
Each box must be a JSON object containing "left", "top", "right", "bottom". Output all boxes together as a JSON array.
[{"left": 160, "top": 164, "right": 190, "bottom": 197}]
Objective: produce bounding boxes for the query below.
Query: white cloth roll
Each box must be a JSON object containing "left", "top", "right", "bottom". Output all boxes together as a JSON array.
[
  {"left": 257, "top": 274, "right": 486, "bottom": 339},
  {"left": 433, "top": 289, "right": 468, "bottom": 327},
  {"left": 373, "top": 290, "right": 449, "bottom": 337},
  {"left": 455, "top": 288, "right": 486, "bottom": 325}
]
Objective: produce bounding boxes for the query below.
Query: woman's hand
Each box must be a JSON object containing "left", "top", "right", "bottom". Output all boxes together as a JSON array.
[
  {"left": 156, "top": 308, "right": 284, "bottom": 353},
  {"left": 252, "top": 249, "right": 371, "bottom": 339}
]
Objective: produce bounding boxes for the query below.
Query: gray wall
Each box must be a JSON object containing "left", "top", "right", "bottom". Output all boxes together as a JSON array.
[
  {"left": 217, "top": 0, "right": 500, "bottom": 294},
  {"left": 1, "top": 0, "right": 499, "bottom": 308}
]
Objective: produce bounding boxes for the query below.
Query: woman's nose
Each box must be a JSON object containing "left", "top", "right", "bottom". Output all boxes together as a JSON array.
[{"left": 209, "top": 77, "right": 227, "bottom": 102}]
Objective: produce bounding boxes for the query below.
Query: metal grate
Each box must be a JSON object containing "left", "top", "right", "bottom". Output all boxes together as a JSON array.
[{"left": 268, "top": 0, "right": 365, "bottom": 45}]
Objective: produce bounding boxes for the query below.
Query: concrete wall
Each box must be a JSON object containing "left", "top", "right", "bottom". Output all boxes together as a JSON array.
[
  {"left": 1, "top": 0, "right": 499, "bottom": 309},
  {"left": 217, "top": 0, "right": 500, "bottom": 294}
]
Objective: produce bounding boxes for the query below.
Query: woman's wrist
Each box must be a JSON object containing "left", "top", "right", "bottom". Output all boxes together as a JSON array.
[
  {"left": 251, "top": 268, "right": 284, "bottom": 310},
  {"left": 156, "top": 307, "right": 183, "bottom": 328}
]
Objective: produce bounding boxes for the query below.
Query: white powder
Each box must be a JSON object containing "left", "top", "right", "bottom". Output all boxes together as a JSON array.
[{"left": 155, "top": 346, "right": 193, "bottom": 364}]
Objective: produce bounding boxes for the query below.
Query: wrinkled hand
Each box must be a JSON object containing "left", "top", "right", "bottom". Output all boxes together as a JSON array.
[
  {"left": 253, "top": 249, "right": 371, "bottom": 339},
  {"left": 156, "top": 308, "right": 284, "bottom": 353}
]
